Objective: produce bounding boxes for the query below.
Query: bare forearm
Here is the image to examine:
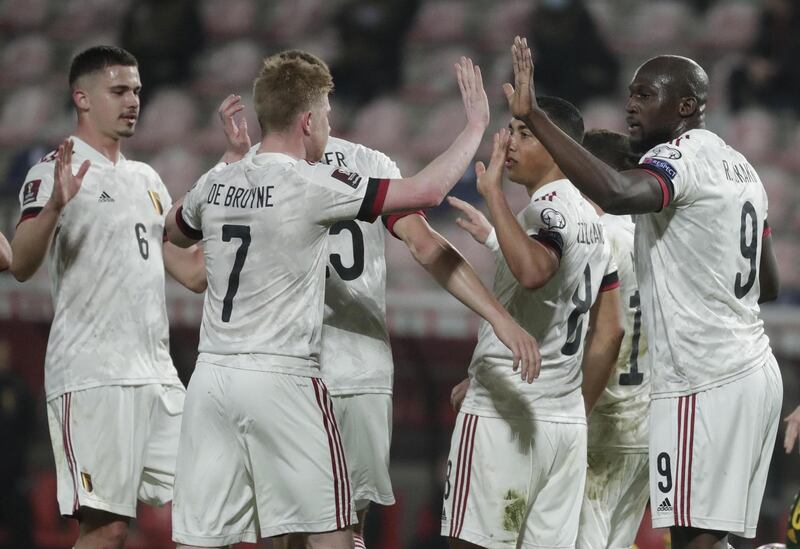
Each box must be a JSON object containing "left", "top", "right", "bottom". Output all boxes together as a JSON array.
[
  {"left": 521, "top": 110, "right": 636, "bottom": 213},
  {"left": 0, "top": 231, "right": 10, "bottom": 271},
  {"left": 482, "top": 186, "right": 553, "bottom": 289},
  {"left": 163, "top": 243, "right": 206, "bottom": 293},
  {"left": 581, "top": 330, "right": 623, "bottom": 414},
  {"left": 410, "top": 123, "right": 484, "bottom": 202},
  {"left": 10, "top": 204, "right": 61, "bottom": 281}
]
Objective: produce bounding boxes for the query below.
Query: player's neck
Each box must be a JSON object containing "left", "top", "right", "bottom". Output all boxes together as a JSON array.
[
  {"left": 526, "top": 165, "right": 566, "bottom": 197},
  {"left": 257, "top": 133, "right": 305, "bottom": 161},
  {"left": 74, "top": 123, "right": 122, "bottom": 164}
]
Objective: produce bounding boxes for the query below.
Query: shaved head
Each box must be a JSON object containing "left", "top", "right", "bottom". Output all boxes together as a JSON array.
[{"left": 636, "top": 55, "right": 709, "bottom": 107}]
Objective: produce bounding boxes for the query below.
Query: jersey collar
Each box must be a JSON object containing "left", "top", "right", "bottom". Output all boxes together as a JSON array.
[
  {"left": 69, "top": 136, "right": 127, "bottom": 167},
  {"left": 250, "top": 152, "right": 298, "bottom": 166},
  {"left": 530, "top": 178, "right": 572, "bottom": 202}
]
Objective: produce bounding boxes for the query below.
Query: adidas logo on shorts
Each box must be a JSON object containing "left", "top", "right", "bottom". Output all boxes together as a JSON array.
[
  {"left": 656, "top": 497, "right": 673, "bottom": 512},
  {"left": 98, "top": 191, "right": 114, "bottom": 203}
]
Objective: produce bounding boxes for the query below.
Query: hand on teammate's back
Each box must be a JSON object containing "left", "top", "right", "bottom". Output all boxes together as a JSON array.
[
  {"left": 448, "top": 196, "right": 492, "bottom": 244},
  {"left": 474, "top": 129, "right": 509, "bottom": 198},
  {"left": 49, "top": 139, "right": 90, "bottom": 212},
  {"left": 455, "top": 56, "right": 489, "bottom": 130},
  {"left": 491, "top": 313, "right": 541, "bottom": 383},
  {"left": 218, "top": 93, "right": 251, "bottom": 164},
  {"left": 450, "top": 378, "right": 470, "bottom": 412},
  {"left": 503, "top": 36, "right": 540, "bottom": 122},
  {"left": 784, "top": 405, "right": 800, "bottom": 454}
]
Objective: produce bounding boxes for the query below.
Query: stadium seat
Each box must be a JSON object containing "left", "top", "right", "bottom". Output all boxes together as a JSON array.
[
  {"left": 724, "top": 108, "right": 779, "bottom": 164},
  {"left": 407, "top": 0, "right": 467, "bottom": 44},
  {"left": 129, "top": 89, "right": 198, "bottom": 152},
  {"left": 402, "top": 45, "right": 477, "bottom": 102},
  {"left": 700, "top": 2, "right": 758, "bottom": 53},
  {"left": 349, "top": 96, "right": 411, "bottom": 156},
  {"left": 0, "top": 0, "right": 48, "bottom": 30},
  {"left": 0, "top": 85, "right": 54, "bottom": 147},
  {"left": 778, "top": 126, "right": 800, "bottom": 172},
  {"left": 613, "top": 1, "right": 692, "bottom": 54},
  {"left": 192, "top": 40, "right": 263, "bottom": 96},
  {"left": 408, "top": 99, "right": 466, "bottom": 161},
  {"left": 757, "top": 166, "right": 794, "bottom": 228},
  {"left": 149, "top": 146, "right": 205, "bottom": 199},
  {"left": 480, "top": 0, "right": 535, "bottom": 52},
  {"left": 261, "top": 0, "right": 329, "bottom": 45},
  {"left": 0, "top": 34, "right": 52, "bottom": 89},
  {"left": 201, "top": 0, "right": 256, "bottom": 40}
]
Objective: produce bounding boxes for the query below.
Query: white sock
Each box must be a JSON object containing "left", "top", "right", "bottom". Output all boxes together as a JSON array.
[{"left": 353, "top": 532, "right": 367, "bottom": 549}]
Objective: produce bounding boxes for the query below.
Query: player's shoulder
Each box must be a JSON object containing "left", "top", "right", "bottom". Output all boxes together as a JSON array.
[
  {"left": 24, "top": 153, "right": 58, "bottom": 182},
  {"left": 123, "top": 158, "right": 163, "bottom": 182},
  {"left": 326, "top": 136, "right": 396, "bottom": 174}
]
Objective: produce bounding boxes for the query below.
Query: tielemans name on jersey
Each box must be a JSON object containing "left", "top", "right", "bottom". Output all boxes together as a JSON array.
[
  {"left": 577, "top": 221, "right": 605, "bottom": 245},
  {"left": 206, "top": 182, "right": 274, "bottom": 209}
]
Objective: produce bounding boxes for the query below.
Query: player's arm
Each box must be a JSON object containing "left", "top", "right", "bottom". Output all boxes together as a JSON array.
[
  {"left": 758, "top": 225, "right": 779, "bottom": 303},
  {"left": 162, "top": 242, "right": 206, "bottom": 293},
  {"left": 581, "top": 284, "right": 624, "bottom": 414},
  {"left": 11, "top": 139, "right": 90, "bottom": 281},
  {"left": 505, "top": 37, "right": 664, "bottom": 215},
  {"left": 478, "top": 130, "right": 559, "bottom": 289},
  {"left": 393, "top": 214, "right": 541, "bottom": 381},
  {"left": 165, "top": 196, "right": 200, "bottom": 249},
  {"left": 0, "top": 231, "right": 11, "bottom": 272},
  {"left": 378, "top": 57, "right": 489, "bottom": 213},
  {"left": 785, "top": 404, "right": 800, "bottom": 454}
]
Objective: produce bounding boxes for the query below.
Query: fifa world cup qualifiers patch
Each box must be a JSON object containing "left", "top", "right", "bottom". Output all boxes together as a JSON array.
[
  {"left": 540, "top": 207, "right": 566, "bottom": 230},
  {"left": 642, "top": 157, "right": 678, "bottom": 179},
  {"left": 22, "top": 179, "right": 42, "bottom": 205},
  {"left": 331, "top": 168, "right": 362, "bottom": 189}
]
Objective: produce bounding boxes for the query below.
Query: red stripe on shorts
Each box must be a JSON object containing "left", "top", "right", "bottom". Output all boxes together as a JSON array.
[
  {"left": 450, "top": 414, "right": 470, "bottom": 537},
  {"left": 323, "top": 382, "right": 351, "bottom": 527},
  {"left": 312, "top": 378, "right": 342, "bottom": 529},
  {"left": 62, "top": 393, "right": 79, "bottom": 513},
  {"left": 455, "top": 415, "right": 478, "bottom": 538},
  {"left": 674, "top": 396, "right": 683, "bottom": 526},
  {"left": 686, "top": 394, "right": 696, "bottom": 526}
]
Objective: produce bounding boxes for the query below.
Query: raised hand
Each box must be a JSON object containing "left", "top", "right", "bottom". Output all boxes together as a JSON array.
[
  {"left": 218, "top": 94, "right": 251, "bottom": 163},
  {"left": 455, "top": 56, "right": 490, "bottom": 130},
  {"left": 785, "top": 405, "right": 800, "bottom": 454},
  {"left": 503, "top": 36, "right": 539, "bottom": 122},
  {"left": 49, "top": 139, "right": 90, "bottom": 212},
  {"left": 491, "top": 314, "right": 541, "bottom": 383},
  {"left": 450, "top": 378, "right": 470, "bottom": 412},
  {"left": 475, "top": 129, "right": 510, "bottom": 197},
  {"left": 448, "top": 196, "right": 493, "bottom": 244}
]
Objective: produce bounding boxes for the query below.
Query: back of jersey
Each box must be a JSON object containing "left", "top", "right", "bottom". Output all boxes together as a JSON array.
[
  {"left": 179, "top": 152, "right": 384, "bottom": 377},
  {"left": 635, "top": 129, "right": 771, "bottom": 397},
  {"left": 462, "top": 180, "right": 616, "bottom": 423},
  {"left": 589, "top": 214, "right": 649, "bottom": 452}
]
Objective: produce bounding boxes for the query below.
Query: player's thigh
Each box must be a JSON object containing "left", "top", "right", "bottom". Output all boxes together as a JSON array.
[
  {"left": 46, "top": 385, "right": 162, "bottom": 518},
  {"left": 522, "top": 422, "right": 587, "bottom": 548},
  {"left": 649, "top": 359, "right": 782, "bottom": 538},
  {"left": 139, "top": 383, "right": 185, "bottom": 505},
  {"left": 606, "top": 453, "right": 649, "bottom": 549},
  {"left": 244, "top": 374, "right": 355, "bottom": 537},
  {"left": 332, "top": 393, "right": 394, "bottom": 508},
  {"left": 172, "top": 363, "right": 257, "bottom": 546}
]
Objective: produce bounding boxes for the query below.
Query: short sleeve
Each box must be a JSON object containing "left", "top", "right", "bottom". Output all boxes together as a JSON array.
[
  {"left": 371, "top": 155, "right": 427, "bottom": 239},
  {"left": 299, "top": 162, "right": 389, "bottom": 226},
  {"left": 522, "top": 199, "right": 569, "bottom": 260},
  {"left": 637, "top": 137, "right": 698, "bottom": 209},
  {"left": 176, "top": 163, "right": 225, "bottom": 240},
  {"left": 17, "top": 162, "right": 55, "bottom": 224}
]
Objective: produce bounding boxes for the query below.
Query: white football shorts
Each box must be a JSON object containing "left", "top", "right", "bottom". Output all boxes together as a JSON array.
[
  {"left": 47, "top": 383, "right": 185, "bottom": 518},
  {"left": 577, "top": 451, "right": 649, "bottom": 549},
  {"left": 172, "top": 362, "right": 355, "bottom": 546},
  {"left": 441, "top": 411, "right": 587, "bottom": 548},
  {"left": 648, "top": 355, "right": 782, "bottom": 538},
  {"left": 332, "top": 393, "right": 394, "bottom": 510}
]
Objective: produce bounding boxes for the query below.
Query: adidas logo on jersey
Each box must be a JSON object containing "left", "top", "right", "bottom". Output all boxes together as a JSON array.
[
  {"left": 656, "top": 497, "right": 673, "bottom": 512},
  {"left": 98, "top": 191, "right": 114, "bottom": 203}
]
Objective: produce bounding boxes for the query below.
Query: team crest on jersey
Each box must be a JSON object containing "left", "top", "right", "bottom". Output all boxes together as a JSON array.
[
  {"left": 642, "top": 157, "right": 678, "bottom": 179},
  {"left": 22, "top": 179, "right": 42, "bottom": 205},
  {"left": 148, "top": 190, "right": 163, "bottom": 214},
  {"left": 648, "top": 145, "right": 682, "bottom": 160},
  {"left": 80, "top": 471, "right": 93, "bottom": 493},
  {"left": 540, "top": 207, "right": 566, "bottom": 230},
  {"left": 330, "top": 168, "right": 362, "bottom": 189}
]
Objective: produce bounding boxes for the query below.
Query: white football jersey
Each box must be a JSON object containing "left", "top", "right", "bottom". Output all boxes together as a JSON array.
[
  {"left": 18, "top": 137, "right": 180, "bottom": 400},
  {"left": 178, "top": 152, "right": 387, "bottom": 377},
  {"left": 461, "top": 180, "right": 618, "bottom": 424},
  {"left": 634, "top": 129, "right": 772, "bottom": 397},
  {"left": 320, "top": 137, "right": 409, "bottom": 395},
  {"left": 588, "top": 214, "right": 649, "bottom": 452}
]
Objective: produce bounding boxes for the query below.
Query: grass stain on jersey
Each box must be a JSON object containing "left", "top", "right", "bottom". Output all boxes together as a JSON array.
[{"left": 502, "top": 489, "right": 526, "bottom": 533}]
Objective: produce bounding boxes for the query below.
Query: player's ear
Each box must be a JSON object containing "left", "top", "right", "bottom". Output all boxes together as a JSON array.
[
  {"left": 72, "top": 86, "right": 90, "bottom": 113},
  {"left": 678, "top": 96, "right": 698, "bottom": 118},
  {"left": 300, "top": 110, "right": 313, "bottom": 136}
]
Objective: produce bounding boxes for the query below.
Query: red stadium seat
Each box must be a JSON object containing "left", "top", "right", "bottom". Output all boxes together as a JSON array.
[
  {"left": 29, "top": 470, "right": 79, "bottom": 549},
  {"left": 407, "top": 1, "right": 467, "bottom": 44}
]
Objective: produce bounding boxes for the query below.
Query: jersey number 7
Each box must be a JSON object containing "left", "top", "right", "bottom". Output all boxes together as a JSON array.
[{"left": 221, "top": 224, "right": 251, "bottom": 322}]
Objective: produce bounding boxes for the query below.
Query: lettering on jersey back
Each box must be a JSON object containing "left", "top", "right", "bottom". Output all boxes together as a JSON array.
[
  {"left": 722, "top": 160, "right": 757, "bottom": 184},
  {"left": 206, "top": 182, "right": 274, "bottom": 209},
  {"left": 323, "top": 151, "right": 348, "bottom": 168},
  {"left": 576, "top": 222, "right": 605, "bottom": 245}
]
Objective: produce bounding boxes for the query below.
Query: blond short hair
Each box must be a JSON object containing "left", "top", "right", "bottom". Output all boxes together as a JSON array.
[{"left": 253, "top": 50, "right": 333, "bottom": 135}]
